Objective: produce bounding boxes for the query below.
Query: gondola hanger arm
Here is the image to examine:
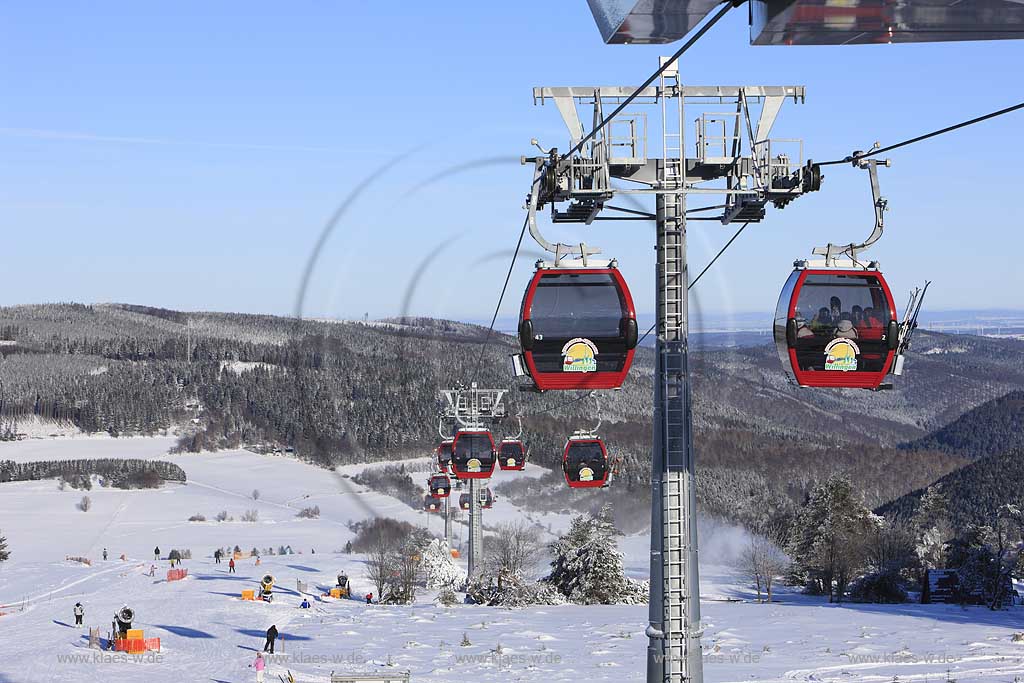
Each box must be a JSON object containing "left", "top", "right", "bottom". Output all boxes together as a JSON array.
[
  {"left": 510, "top": 415, "right": 523, "bottom": 441},
  {"left": 572, "top": 392, "right": 602, "bottom": 437},
  {"left": 525, "top": 158, "right": 603, "bottom": 262},
  {"left": 811, "top": 147, "right": 890, "bottom": 267}
]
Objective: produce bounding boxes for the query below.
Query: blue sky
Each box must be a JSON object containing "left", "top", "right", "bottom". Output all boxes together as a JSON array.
[{"left": 1, "top": 3, "right": 1021, "bottom": 324}]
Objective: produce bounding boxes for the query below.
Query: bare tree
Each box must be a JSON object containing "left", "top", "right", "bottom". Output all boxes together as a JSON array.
[
  {"left": 252, "top": 489, "right": 260, "bottom": 501},
  {"left": 391, "top": 539, "right": 421, "bottom": 604},
  {"left": 365, "top": 530, "right": 397, "bottom": 601},
  {"left": 865, "top": 519, "right": 917, "bottom": 574},
  {"left": 78, "top": 496, "right": 92, "bottom": 512},
  {"left": 742, "top": 526, "right": 790, "bottom": 603},
  {"left": 488, "top": 521, "right": 545, "bottom": 585}
]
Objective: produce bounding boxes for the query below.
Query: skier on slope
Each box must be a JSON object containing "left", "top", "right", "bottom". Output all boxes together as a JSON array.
[
  {"left": 73, "top": 602, "right": 84, "bottom": 626},
  {"left": 299, "top": 598, "right": 311, "bottom": 609},
  {"left": 229, "top": 557, "right": 236, "bottom": 573},
  {"left": 263, "top": 624, "right": 278, "bottom": 654},
  {"left": 102, "top": 548, "right": 108, "bottom": 561}
]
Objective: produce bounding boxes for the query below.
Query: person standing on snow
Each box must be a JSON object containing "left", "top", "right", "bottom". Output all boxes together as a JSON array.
[
  {"left": 365, "top": 592, "right": 373, "bottom": 605},
  {"left": 73, "top": 602, "right": 84, "bottom": 626},
  {"left": 102, "top": 548, "right": 108, "bottom": 561},
  {"left": 228, "top": 557, "right": 236, "bottom": 573},
  {"left": 250, "top": 652, "right": 266, "bottom": 682},
  {"left": 299, "top": 598, "right": 311, "bottom": 609},
  {"left": 153, "top": 546, "right": 160, "bottom": 561},
  {"left": 263, "top": 624, "right": 278, "bottom": 654},
  {"left": 214, "top": 548, "right": 222, "bottom": 564}
]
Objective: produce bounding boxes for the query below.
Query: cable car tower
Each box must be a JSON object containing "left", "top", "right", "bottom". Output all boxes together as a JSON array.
[
  {"left": 522, "top": 62, "right": 821, "bottom": 683},
  {"left": 438, "top": 383, "right": 506, "bottom": 580}
]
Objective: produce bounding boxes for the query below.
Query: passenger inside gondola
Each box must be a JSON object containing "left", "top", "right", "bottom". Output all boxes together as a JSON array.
[
  {"left": 795, "top": 314, "right": 814, "bottom": 339},
  {"left": 834, "top": 314, "right": 858, "bottom": 339},
  {"left": 860, "top": 306, "right": 884, "bottom": 339},
  {"left": 811, "top": 306, "right": 832, "bottom": 332},
  {"left": 851, "top": 305, "right": 864, "bottom": 328},
  {"left": 829, "top": 296, "right": 842, "bottom": 322}
]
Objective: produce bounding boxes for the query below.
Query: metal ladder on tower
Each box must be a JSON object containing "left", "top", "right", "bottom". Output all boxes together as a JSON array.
[{"left": 658, "top": 59, "right": 693, "bottom": 683}]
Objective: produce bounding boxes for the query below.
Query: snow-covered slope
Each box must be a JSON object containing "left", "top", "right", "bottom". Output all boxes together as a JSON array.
[{"left": 1, "top": 439, "right": 1023, "bottom": 683}]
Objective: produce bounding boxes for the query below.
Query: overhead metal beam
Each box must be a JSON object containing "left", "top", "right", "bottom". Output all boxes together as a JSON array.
[
  {"left": 586, "top": 0, "right": 1024, "bottom": 46},
  {"left": 751, "top": 0, "right": 1024, "bottom": 46},
  {"left": 586, "top": 0, "right": 722, "bottom": 44},
  {"left": 535, "top": 85, "right": 805, "bottom": 102}
]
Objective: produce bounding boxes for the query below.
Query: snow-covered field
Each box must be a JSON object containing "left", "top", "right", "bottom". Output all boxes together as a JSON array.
[{"left": 2, "top": 439, "right": 1023, "bottom": 683}]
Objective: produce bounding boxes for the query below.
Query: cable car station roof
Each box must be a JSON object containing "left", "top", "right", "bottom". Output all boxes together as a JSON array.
[{"left": 586, "top": 0, "right": 1024, "bottom": 45}]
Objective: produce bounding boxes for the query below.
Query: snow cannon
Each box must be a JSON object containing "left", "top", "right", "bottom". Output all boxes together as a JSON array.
[
  {"left": 260, "top": 574, "right": 275, "bottom": 602},
  {"left": 115, "top": 606, "right": 134, "bottom": 635}
]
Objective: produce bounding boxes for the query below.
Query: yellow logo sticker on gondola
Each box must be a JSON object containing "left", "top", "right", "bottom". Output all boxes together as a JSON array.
[
  {"left": 579, "top": 466, "right": 595, "bottom": 481},
  {"left": 506, "top": 458, "right": 517, "bottom": 467},
  {"left": 467, "top": 458, "right": 481, "bottom": 472},
  {"left": 561, "top": 338, "right": 598, "bottom": 373},
  {"left": 824, "top": 338, "right": 860, "bottom": 372}
]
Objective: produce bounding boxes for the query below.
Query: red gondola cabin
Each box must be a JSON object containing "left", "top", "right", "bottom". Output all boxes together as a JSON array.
[
  {"left": 562, "top": 436, "right": 610, "bottom": 488},
  {"left": 518, "top": 265, "right": 638, "bottom": 391},
  {"left": 436, "top": 439, "right": 453, "bottom": 473},
  {"left": 428, "top": 472, "right": 451, "bottom": 498},
  {"left": 423, "top": 495, "right": 442, "bottom": 513},
  {"left": 497, "top": 439, "right": 527, "bottom": 471},
  {"left": 774, "top": 265, "right": 899, "bottom": 390},
  {"left": 450, "top": 429, "right": 496, "bottom": 479}
]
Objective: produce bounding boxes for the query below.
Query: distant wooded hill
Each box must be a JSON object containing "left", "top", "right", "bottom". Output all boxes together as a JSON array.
[
  {"left": 878, "top": 389, "right": 1024, "bottom": 531},
  {"left": 878, "top": 447, "right": 1024, "bottom": 533},
  {"left": 898, "top": 390, "right": 1024, "bottom": 458}
]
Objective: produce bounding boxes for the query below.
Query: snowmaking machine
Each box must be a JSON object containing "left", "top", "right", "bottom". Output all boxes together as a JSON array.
[
  {"left": 259, "top": 574, "right": 275, "bottom": 602},
  {"left": 336, "top": 572, "right": 351, "bottom": 598}
]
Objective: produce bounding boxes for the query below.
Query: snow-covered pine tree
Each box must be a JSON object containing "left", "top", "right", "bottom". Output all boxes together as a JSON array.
[
  {"left": 545, "top": 504, "right": 638, "bottom": 604},
  {"left": 911, "top": 484, "right": 951, "bottom": 571},
  {"left": 787, "top": 475, "right": 882, "bottom": 602},
  {"left": 421, "top": 538, "right": 466, "bottom": 590},
  {"left": 0, "top": 531, "right": 9, "bottom": 562}
]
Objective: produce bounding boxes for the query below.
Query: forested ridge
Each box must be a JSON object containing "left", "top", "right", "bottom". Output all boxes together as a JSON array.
[
  {"left": 0, "top": 458, "right": 185, "bottom": 488},
  {"left": 1, "top": 302, "right": 1022, "bottom": 531},
  {"left": 898, "top": 389, "right": 1024, "bottom": 458}
]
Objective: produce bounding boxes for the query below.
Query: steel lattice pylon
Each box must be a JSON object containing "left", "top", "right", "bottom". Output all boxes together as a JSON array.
[
  {"left": 523, "top": 60, "right": 818, "bottom": 683},
  {"left": 437, "top": 383, "right": 505, "bottom": 581}
]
